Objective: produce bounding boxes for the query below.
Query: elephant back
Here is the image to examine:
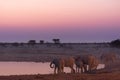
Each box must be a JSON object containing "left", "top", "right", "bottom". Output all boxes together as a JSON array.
[
  {"left": 63, "top": 57, "right": 75, "bottom": 67},
  {"left": 88, "top": 55, "right": 99, "bottom": 66},
  {"left": 80, "top": 54, "right": 92, "bottom": 64}
]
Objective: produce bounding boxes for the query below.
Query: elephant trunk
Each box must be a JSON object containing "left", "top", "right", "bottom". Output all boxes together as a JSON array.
[{"left": 50, "top": 62, "right": 54, "bottom": 68}]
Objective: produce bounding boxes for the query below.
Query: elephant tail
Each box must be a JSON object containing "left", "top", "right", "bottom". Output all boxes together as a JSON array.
[{"left": 50, "top": 62, "right": 54, "bottom": 68}]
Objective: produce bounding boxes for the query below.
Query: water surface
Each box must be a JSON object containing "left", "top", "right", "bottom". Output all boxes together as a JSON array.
[{"left": 0, "top": 62, "right": 105, "bottom": 76}]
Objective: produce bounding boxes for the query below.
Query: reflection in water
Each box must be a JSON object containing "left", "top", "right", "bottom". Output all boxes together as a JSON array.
[{"left": 0, "top": 62, "right": 105, "bottom": 76}]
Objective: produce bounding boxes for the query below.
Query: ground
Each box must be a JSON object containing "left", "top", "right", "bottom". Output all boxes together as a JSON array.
[{"left": 0, "top": 71, "right": 120, "bottom": 80}]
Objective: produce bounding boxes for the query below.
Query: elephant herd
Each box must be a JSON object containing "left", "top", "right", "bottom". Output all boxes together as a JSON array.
[{"left": 50, "top": 53, "right": 117, "bottom": 74}]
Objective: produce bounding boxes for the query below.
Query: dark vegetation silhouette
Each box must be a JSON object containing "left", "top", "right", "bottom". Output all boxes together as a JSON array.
[
  {"left": 28, "top": 40, "right": 36, "bottom": 45},
  {"left": 40, "top": 40, "right": 44, "bottom": 44},
  {"left": 12, "top": 42, "right": 19, "bottom": 47},
  {"left": 110, "top": 39, "right": 120, "bottom": 48},
  {"left": 52, "top": 39, "right": 60, "bottom": 44},
  {"left": 0, "top": 39, "right": 120, "bottom": 48}
]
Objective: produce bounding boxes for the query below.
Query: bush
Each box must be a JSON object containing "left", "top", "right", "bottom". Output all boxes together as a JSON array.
[{"left": 110, "top": 39, "right": 120, "bottom": 48}]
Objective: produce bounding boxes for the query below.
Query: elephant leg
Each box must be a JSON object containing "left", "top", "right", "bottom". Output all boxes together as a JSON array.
[
  {"left": 88, "top": 66, "right": 90, "bottom": 72},
  {"left": 73, "top": 68, "right": 75, "bottom": 73},
  {"left": 78, "top": 68, "right": 80, "bottom": 73},
  {"left": 94, "top": 65, "right": 97, "bottom": 70},
  {"left": 57, "top": 67, "right": 61, "bottom": 74},
  {"left": 76, "top": 66, "right": 78, "bottom": 73},
  {"left": 57, "top": 68, "right": 59, "bottom": 74},
  {"left": 54, "top": 67, "right": 57, "bottom": 74},
  {"left": 88, "top": 65, "right": 92, "bottom": 72},
  {"left": 83, "top": 64, "right": 87, "bottom": 73},
  {"left": 59, "top": 68, "right": 61, "bottom": 73},
  {"left": 60, "top": 65, "right": 64, "bottom": 73},
  {"left": 70, "top": 67, "right": 75, "bottom": 73},
  {"left": 62, "top": 67, "right": 64, "bottom": 73},
  {"left": 81, "top": 67, "right": 84, "bottom": 73}
]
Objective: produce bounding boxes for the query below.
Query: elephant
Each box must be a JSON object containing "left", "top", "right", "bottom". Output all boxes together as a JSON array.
[
  {"left": 75, "top": 54, "right": 99, "bottom": 72},
  {"left": 50, "top": 57, "right": 75, "bottom": 74},
  {"left": 100, "top": 53, "right": 117, "bottom": 64},
  {"left": 75, "top": 57, "right": 84, "bottom": 73},
  {"left": 50, "top": 58, "right": 62, "bottom": 74},
  {"left": 88, "top": 55, "right": 99, "bottom": 71}
]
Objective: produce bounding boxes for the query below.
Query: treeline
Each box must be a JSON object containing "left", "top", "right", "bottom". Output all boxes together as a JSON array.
[
  {"left": 0, "top": 39, "right": 120, "bottom": 48},
  {"left": 0, "top": 39, "right": 60, "bottom": 47}
]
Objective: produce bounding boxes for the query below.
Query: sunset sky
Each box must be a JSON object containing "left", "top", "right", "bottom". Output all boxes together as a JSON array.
[{"left": 0, "top": 0, "right": 120, "bottom": 42}]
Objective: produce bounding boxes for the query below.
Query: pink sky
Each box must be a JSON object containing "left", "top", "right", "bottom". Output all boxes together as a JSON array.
[{"left": 0, "top": 0, "right": 120, "bottom": 42}]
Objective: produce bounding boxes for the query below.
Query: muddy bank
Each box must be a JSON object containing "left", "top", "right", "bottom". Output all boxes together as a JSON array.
[{"left": 0, "top": 71, "right": 120, "bottom": 80}]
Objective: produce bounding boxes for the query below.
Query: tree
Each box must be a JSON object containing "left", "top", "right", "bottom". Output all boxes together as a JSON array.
[
  {"left": 40, "top": 40, "right": 44, "bottom": 44},
  {"left": 28, "top": 40, "right": 36, "bottom": 45},
  {"left": 52, "top": 39, "right": 60, "bottom": 44}
]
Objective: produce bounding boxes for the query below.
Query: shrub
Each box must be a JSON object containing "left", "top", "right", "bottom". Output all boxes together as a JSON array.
[{"left": 110, "top": 39, "right": 120, "bottom": 48}]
